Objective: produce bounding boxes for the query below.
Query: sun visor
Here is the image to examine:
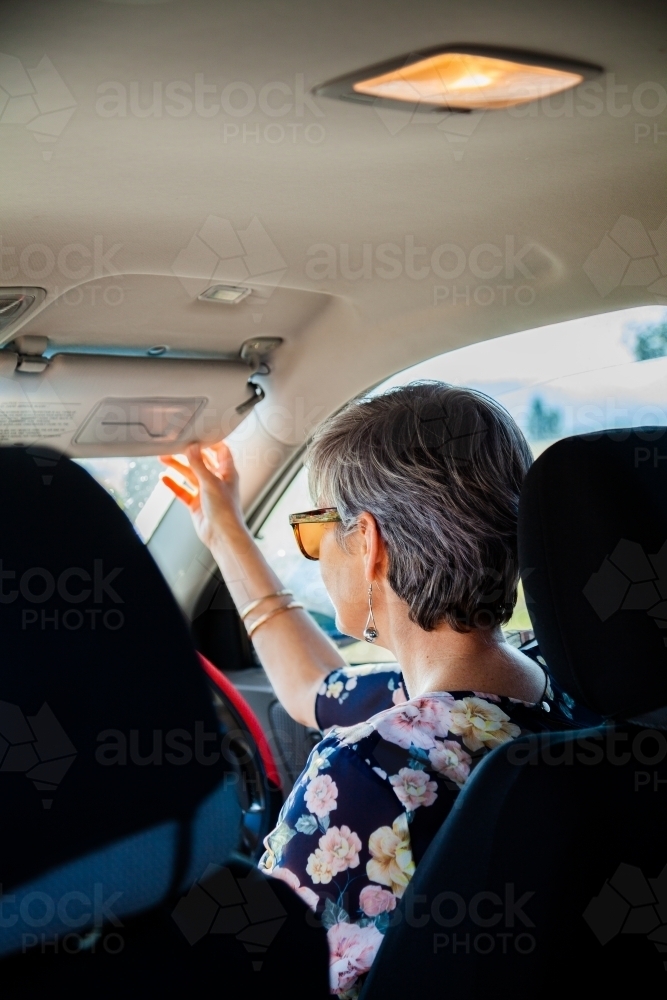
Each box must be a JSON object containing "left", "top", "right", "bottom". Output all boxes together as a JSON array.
[{"left": 0, "top": 353, "right": 259, "bottom": 457}]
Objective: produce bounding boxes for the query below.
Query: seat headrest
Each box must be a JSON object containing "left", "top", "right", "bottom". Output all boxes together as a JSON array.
[
  {"left": 519, "top": 428, "right": 667, "bottom": 718},
  {"left": 0, "top": 447, "right": 230, "bottom": 891}
]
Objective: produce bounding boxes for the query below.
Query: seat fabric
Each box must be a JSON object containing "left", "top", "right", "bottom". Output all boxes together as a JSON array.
[
  {"left": 2, "top": 857, "right": 330, "bottom": 999},
  {"left": 0, "top": 447, "right": 329, "bottom": 997},
  {"left": 362, "top": 428, "right": 667, "bottom": 996}
]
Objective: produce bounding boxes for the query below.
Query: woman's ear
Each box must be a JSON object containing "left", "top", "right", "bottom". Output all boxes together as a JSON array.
[{"left": 357, "top": 512, "right": 387, "bottom": 583}]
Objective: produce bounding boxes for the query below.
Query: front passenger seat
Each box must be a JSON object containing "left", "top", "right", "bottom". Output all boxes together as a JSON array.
[{"left": 362, "top": 428, "right": 667, "bottom": 996}]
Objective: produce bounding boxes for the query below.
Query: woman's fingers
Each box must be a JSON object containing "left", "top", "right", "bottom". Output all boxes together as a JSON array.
[
  {"left": 186, "top": 443, "right": 222, "bottom": 487},
  {"left": 199, "top": 439, "right": 235, "bottom": 477},
  {"left": 217, "top": 442, "right": 238, "bottom": 481},
  {"left": 213, "top": 439, "right": 232, "bottom": 465},
  {"left": 162, "top": 443, "right": 236, "bottom": 485},
  {"left": 202, "top": 444, "right": 221, "bottom": 470},
  {"left": 201, "top": 439, "right": 238, "bottom": 485},
  {"left": 159, "top": 454, "right": 199, "bottom": 488},
  {"left": 161, "top": 474, "right": 197, "bottom": 507}
]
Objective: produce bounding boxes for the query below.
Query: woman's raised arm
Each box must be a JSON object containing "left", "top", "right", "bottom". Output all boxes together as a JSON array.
[{"left": 161, "top": 441, "right": 346, "bottom": 729}]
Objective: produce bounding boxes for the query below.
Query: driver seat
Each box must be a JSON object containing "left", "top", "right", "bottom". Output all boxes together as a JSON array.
[
  {"left": 0, "top": 446, "right": 328, "bottom": 997},
  {"left": 362, "top": 428, "right": 667, "bottom": 996}
]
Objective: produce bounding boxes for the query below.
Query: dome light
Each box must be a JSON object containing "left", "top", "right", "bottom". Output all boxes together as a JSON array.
[{"left": 317, "top": 47, "right": 600, "bottom": 112}]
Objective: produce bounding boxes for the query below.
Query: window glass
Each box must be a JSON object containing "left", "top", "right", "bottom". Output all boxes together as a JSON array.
[
  {"left": 378, "top": 304, "right": 667, "bottom": 449},
  {"left": 256, "top": 304, "right": 667, "bottom": 650},
  {"left": 75, "top": 456, "right": 174, "bottom": 543}
]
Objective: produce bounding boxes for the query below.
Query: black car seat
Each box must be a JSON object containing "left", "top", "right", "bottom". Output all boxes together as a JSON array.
[
  {"left": 0, "top": 446, "right": 328, "bottom": 997},
  {"left": 362, "top": 428, "right": 667, "bottom": 997}
]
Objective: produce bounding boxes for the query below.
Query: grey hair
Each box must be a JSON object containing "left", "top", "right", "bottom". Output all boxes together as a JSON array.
[{"left": 306, "top": 381, "right": 533, "bottom": 632}]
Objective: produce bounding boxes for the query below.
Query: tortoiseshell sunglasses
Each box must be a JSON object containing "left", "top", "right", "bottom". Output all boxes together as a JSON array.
[{"left": 288, "top": 508, "right": 342, "bottom": 560}]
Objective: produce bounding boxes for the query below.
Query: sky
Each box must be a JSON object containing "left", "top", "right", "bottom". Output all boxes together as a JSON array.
[{"left": 377, "top": 304, "right": 667, "bottom": 437}]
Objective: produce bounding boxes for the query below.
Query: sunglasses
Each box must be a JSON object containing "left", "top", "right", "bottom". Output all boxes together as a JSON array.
[{"left": 289, "top": 508, "right": 342, "bottom": 560}]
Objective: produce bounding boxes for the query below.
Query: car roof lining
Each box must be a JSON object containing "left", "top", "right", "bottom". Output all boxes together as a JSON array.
[{"left": 2, "top": 0, "right": 666, "bottom": 453}]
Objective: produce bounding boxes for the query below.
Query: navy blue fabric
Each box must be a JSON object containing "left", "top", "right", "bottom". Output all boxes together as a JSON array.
[
  {"left": 362, "top": 723, "right": 667, "bottom": 996},
  {"left": 315, "top": 663, "right": 407, "bottom": 731},
  {"left": 274, "top": 665, "right": 602, "bottom": 996},
  {"left": 315, "top": 653, "right": 601, "bottom": 733}
]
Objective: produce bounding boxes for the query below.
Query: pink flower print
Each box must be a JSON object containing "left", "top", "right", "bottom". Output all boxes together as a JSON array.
[
  {"left": 428, "top": 740, "right": 472, "bottom": 785},
  {"left": 367, "top": 814, "right": 415, "bottom": 896},
  {"left": 449, "top": 696, "right": 521, "bottom": 752},
  {"left": 328, "top": 921, "right": 384, "bottom": 994},
  {"left": 304, "top": 774, "right": 338, "bottom": 817},
  {"left": 359, "top": 885, "right": 397, "bottom": 917},
  {"left": 269, "top": 866, "right": 320, "bottom": 911},
  {"left": 376, "top": 695, "right": 454, "bottom": 750},
  {"left": 269, "top": 865, "right": 299, "bottom": 891},
  {"left": 306, "top": 848, "right": 335, "bottom": 885},
  {"left": 391, "top": 686, "right": 407, "bottom": 706},
  {"left": 319, "top": 825, "right": 362, "bottom": 874},
  {"left": 389, "top": 767, "right": 438, "bottom": 810}
]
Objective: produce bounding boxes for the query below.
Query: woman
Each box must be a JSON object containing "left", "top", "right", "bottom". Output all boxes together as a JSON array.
[{"left": 162, "top": 382, "right": 585, "bottom": 997}]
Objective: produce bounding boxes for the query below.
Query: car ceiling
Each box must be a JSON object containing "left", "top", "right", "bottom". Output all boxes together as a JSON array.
[{"left": 1, "top": 0, "right": 667, "bottom": 459}]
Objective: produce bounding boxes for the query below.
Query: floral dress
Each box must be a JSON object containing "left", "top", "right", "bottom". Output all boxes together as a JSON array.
[{"left": 259, "top": 659, "right": 596, "bottom": 997}]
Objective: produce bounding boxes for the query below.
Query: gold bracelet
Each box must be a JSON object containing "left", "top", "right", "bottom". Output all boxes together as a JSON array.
[
  {"left": 246, "top": 601, "right": 303, "bottom": 639},
  {"left": 239, "top": 589, "right": 292, "bottom": 622}
]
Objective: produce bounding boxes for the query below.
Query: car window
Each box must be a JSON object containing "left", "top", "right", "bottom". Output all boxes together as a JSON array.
[
  {"left": 378, "top": 304, "right": 667, "bottom": 446},
  {"left": 257, "top": 304, "right": 667, "bottom": 646},
  {"left": 75, "top": 456, "right": 174, "bottom": 543}
]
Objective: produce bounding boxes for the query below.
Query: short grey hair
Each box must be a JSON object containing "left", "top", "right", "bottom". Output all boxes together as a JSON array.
[{"left": 306, "top": 381, "right": 533, "bottom": 632}]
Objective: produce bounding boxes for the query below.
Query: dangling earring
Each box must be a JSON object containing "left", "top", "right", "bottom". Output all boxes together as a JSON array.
[{"left": 363, "top": 584, "right": 378, "bottom": 643}]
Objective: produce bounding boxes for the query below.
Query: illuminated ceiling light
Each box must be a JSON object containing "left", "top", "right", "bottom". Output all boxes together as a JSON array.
[
  {"left": 354, "top": 53, "right": 583, "bottom": 109},
  {"left": 316, "top": 48, "right": 600, "bottom": 112},
  {"left": 198, "top": 284, "right": 251, "bottom": 304}
]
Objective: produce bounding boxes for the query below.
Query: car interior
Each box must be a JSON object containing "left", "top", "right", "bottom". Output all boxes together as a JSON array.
[{"left": 2, "top": 0, "right": 667, "bottom": 992}]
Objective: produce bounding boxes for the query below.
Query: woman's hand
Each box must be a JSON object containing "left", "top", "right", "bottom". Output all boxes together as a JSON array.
[
  {"left": 161, "top": 438, "right": 346, "bottom": 728},
  {"left": 160, "top": 441, "right": 245, "bottom": 551}
]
